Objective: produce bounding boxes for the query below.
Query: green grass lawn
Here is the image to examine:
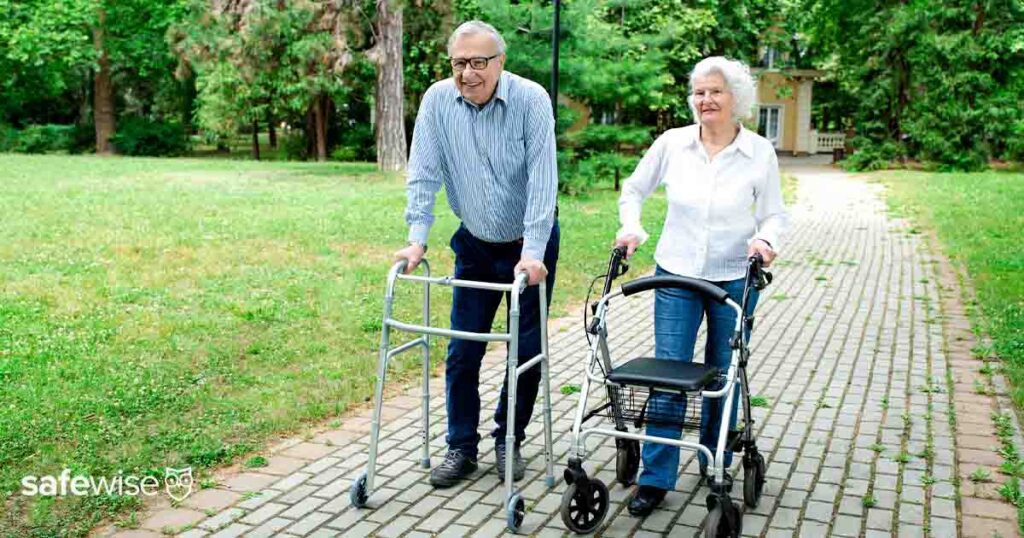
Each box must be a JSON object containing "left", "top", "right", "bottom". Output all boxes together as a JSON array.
[
  {"left": 876, "top": 170, "right": 1024, "bottom": 402},
  {"left": 0, "top": 154, "right": 666, "bottom": 536}
]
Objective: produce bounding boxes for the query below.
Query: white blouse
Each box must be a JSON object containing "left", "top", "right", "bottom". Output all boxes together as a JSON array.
[{"left": 617, "top": 124, "right": 789, "bottom": 282}]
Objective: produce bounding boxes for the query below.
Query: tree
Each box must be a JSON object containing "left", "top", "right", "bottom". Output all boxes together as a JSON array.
[
  {"left": 367, "top": 0, "right": 408, "bottom": 171},
  {"left": 0, "top": 0, "right": 188, "bottom": 152}
]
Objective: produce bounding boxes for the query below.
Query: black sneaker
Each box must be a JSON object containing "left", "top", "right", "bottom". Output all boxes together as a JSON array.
[
  {"left": 495, "top": 443, "right": 525, "bottom": 481},
  {"left": 429, "top": 449, "right": 477, "bottom": 488},
  {"left": 700, "top": 467, "right": 734, "bottom": 490},
  {"left": 628, "top": 485, "right": 667, "bottom": 516}
]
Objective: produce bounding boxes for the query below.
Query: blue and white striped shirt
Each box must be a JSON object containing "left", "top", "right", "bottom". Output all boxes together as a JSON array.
[{"left": 404, "top": 71, "right": 558, "bottom": 261}]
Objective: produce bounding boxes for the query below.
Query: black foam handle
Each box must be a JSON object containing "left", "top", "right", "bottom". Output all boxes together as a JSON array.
[{"left": 620, "top": 275, "right": 730, "bottom": 303}]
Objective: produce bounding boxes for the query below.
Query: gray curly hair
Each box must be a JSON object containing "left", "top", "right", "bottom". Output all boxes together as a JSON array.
[{"left": 687, "top": 56, "right": 758, "bottom": 123}]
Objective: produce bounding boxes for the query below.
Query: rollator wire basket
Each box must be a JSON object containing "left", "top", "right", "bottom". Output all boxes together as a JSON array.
[
  {"left": 348, "top": 258, "right": 556, "bottom": 534},
  {"left": 559, "top": 247, "right": 773, "bottom": 537}
]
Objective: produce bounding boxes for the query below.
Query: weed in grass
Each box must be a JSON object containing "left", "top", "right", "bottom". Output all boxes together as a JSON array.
[
  {"left": 771, "top": 293, "right": 790, "bottom": 301},
  {"left": 244, "top": 456, "right": 268, "bottom": 469},
  {"left": 750, "top": 396, "right": 770, "bottom": 408},
  {"left": 869, "top": 443, "right": 886, "bottom": 454},
  {"left": 814, "top": 275, "right": 828, "bottom": 281},
  {"left": 862, "top": 494, "right": 877, "bottom": 508},
  {"left": 560, "top": 384, "right": 581, "bottom": 395},
  {"left": 894, "top": 452, "right": 912, "bottom": 464}
]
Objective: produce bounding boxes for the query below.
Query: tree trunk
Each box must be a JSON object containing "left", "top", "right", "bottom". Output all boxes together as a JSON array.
[
  {"left": 92, "top": 8, "right": 116, "bottom": 154},
  {"left": 267, "top": 108, "right": 277, "bottom": 148},
  {"left": 182, "top": 75, "right": 197, "bottom": 135},
  {"left": 313, "top": 94, "right": 328, "bottom": 162},
  {"left": 369, "top": 0, "right": 407, "bottom": 171},
  {"left": 251, "top": 118, "right": 260, "bottom": 160}
]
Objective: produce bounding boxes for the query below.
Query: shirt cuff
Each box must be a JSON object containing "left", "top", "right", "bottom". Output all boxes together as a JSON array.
[
  {"left": 407, "top": 223, "right": 431, "bottom": 246},
  {"left": 521, "top": 240, "right": 547, "bottom": 262},
  {"left": 616, "top": 225, "right": 649, "bottom": 245},
  {"left": 749, "top": 234, "right": 779, "bottom": 252}
]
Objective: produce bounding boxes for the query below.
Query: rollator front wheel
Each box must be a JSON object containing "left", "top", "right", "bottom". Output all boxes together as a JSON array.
[
  {"left": 349, "top": 472, "right": 369, "bottom": 508},
  {"left": 704, "top": 500, "right": 742, "bottom": 538},
  {"left": 615, "top": 439, "right": 640, "bottom": 486},
  {"left": 742, "top": 451, "right": 766, "bottom": 508},
  {"left": 506, "top": 493, "right": 525, "bottom": 532},
  {"left": 560, "top": 478, "right": 609, "bottom": 534}
]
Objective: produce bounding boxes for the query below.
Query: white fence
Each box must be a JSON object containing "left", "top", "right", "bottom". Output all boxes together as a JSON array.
[{"left": 811, "top": 131, "right": 846, "bottom": 153}]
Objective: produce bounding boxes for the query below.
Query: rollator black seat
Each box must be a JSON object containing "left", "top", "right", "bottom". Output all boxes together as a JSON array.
[{"left": 607, "top": 358, "right": 721, "bottom": 392}]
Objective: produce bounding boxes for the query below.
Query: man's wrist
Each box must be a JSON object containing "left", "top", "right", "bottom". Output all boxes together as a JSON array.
[{"left": 408, "top": 240, "right": 428, "bottom": 253}]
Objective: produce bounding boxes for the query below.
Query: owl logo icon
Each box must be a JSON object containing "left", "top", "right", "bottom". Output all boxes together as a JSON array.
[{"left": 164, "top": 467, "right": 194, "bottom": 502}]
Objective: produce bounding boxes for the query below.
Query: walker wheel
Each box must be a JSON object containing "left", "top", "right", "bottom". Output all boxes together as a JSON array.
[
  {"left": 743, "top": 451, "right": 766, "bottom": 508},
  {"left": 560, "top": 478, "right": 609, "bottom": 534},
  {"left": 704, "top": 499, "right": 742, "bottom": 538},
  {"left": 506, "top": 493, "right": 525, "bottom": 532},
  {"left": 349, "top": 472, "right": 369, "bottom": 508},
  {"left": 615, "top": 439, "right": 640, "bottom": 486}
]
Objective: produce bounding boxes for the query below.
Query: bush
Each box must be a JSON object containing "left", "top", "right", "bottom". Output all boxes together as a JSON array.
[
  {"left": 12, "top": 124, "right": 74, "bottom": 154},
  {"left": 68, "top": 123, "right": 97, "bottom": 154},
  {"left": 110, "top": 117, "right": 188, "bottom": 156},
  {"left": 281, "top": 132, "right": 309, "bottom": 161},
  {"left": 333, "top": 123, "right": 375, "bottom": 162},
  {"left": 559, "top": 151, "right": 640, "bottom": 196},
  {"left": 0, "top": 123, "right": 17, "bottom": 152},
  {"left": 564, "top": 124, "right": 652, "bottom": 157},
  {"left": 842, "top": 138, "right": 906, "bottom": 172}
]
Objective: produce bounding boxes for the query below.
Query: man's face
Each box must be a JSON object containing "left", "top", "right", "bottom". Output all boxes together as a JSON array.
[{"left": 450, "top": 33, "right": 505, "bottom": 106}]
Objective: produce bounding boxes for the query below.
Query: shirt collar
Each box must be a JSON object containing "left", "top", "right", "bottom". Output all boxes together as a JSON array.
[
  {"left": 688, "top": 123, "right": 755, "bottom": 159},
  {"left": 454, "top": 71, "right": 510, "bottom": 108}
]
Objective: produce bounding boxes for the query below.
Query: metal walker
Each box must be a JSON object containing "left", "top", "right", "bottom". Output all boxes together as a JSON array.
[{"left": 349, "top": 258, "right": 556, "bottom": 533}]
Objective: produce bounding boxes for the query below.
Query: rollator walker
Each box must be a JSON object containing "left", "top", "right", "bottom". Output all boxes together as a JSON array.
[
  {"left": 559, "top": 247, "right": 772, "bottom": 537},
  {"left": 349, "top": 258, "right": 556, "bottom": 533}
]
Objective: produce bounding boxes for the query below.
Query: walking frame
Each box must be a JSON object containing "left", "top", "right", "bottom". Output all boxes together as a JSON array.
[{"left": 349, "top": 258, "right": 556, "bottom": 533}]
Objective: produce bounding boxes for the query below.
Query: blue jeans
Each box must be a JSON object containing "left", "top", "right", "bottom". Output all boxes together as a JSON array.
[
  {"left": 637, "top": 266, "right": 758, "bottom": 491},
  {"left": 444, "top": 223, "right": 560, "bottom": 459}
]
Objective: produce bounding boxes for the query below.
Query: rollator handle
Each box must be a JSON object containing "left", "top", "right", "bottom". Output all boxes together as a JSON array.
[
  {"left": 747, "top": 254, "right": 772, "bottom": 290},
  {"left": 621, "top": 275, "right": 731, "bottom": 303}
]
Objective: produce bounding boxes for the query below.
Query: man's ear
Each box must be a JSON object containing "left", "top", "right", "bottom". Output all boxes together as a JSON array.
[{"left": 498, "top": 53, "right": 507, "bottom": 70}]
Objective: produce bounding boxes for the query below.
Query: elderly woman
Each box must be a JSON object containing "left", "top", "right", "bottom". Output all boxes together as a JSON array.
[{"left": 615, "top": 56, "right": 789, "bottom": 516}]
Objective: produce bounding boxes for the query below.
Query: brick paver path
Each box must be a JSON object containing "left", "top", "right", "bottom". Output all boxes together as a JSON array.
[{"left": 116, "top": 163, "right": 1022, "bottom": 537}]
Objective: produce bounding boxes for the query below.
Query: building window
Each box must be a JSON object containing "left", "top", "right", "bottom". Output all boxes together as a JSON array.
[{"left": 757, "top": 105, "right": 783, "bottom": 148}]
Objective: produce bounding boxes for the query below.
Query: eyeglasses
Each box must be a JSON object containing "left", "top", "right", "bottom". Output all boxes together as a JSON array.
[
  {"left": 692, "top": 89, "right": 729, "bottom": 101},
  {"left": 450, "top": 54, "right": 500, "bottom": 72}
]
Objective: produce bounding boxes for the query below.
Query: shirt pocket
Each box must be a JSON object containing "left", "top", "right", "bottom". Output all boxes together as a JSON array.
[{"left": 495, "top": 136, "right": 526, "bottom": 177}]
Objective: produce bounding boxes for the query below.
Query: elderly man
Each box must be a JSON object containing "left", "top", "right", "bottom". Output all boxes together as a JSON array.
[{"left": 393, "top": 20, "right": 558, "bottom": 488}]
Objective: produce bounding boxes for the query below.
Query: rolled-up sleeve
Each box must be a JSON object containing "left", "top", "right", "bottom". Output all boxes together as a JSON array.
[
  {"left": 405, "top": 88, "right": 444, "bottom": 245},
  {"left": 520, "top": 95, "right": 558, "bottom": 261},
  {"left": 617, "top": 134, "right": 667, "bottom": 244},
  {"left": 752, "top": 151, "right": 789, "bottom": 250}
]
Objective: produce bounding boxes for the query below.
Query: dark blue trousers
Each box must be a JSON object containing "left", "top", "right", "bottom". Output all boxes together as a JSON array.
[{"left": 444, "top": 222, "right": 560, "bottom": 459}]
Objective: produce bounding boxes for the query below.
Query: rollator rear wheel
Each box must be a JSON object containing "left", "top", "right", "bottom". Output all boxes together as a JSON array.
[
  {"left": 704, "top": 500, "right": 742, "bottom": 538},
  {"left": 560, "top": 478, "right": 609, "bottom": 534},
  {"left": 349, "top": 472, "right": 368, "bottom": 508},
  {"left": 742, "top": 451, "right": 766, "bottom": 508},
  {"left": 615, "top": 439, "right": 641, "bottom": 486}
]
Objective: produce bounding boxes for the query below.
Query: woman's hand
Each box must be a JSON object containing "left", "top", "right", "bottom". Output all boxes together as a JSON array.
[
  {"left": 614, "top": 234, "right": 641, "bottom": 259},
  {"left": 748, "top": 239, "right": 776, "bottom": 267}
]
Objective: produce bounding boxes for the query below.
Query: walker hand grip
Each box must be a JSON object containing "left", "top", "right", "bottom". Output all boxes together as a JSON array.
[{"left": 620, "top": 275, "right": 730, "bottom": 303}]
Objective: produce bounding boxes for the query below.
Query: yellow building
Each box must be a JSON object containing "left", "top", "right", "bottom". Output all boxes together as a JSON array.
[{"left": 750, "top": 68, "right": 821, "bottom": 155}]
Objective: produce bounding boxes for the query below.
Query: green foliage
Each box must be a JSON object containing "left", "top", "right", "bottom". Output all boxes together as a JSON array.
[
  {"left": 110, "top": 117, "right": 188, "bottom": 157},
  {"left": 7, "top": 125, "right": 74, "bottom": 154},
  {"left": 565, "top": 124, "right": 652, "bottom": 157}
]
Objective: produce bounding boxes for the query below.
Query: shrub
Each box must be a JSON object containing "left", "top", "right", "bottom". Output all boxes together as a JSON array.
[
  {"left": 110, "top": 117, "right": 188, "bottom": 156},
  {"left": 0, "top": 123, "right": 17, "bottom": 152},
  {"left": 12, "top": 124, "right": 74, "bottom": 154},
  {"left": 559, "top": 151, "right": 640, "bottom": 195},
  {"left": 564, "top": 124, "right": 652, "bottom": 157},
  {"left": 333, "top": 123, "right": 375, "bottom": 162},
  {"left": 281, "top": 132, "right": 309, "bottom": 161},
  {"left": 842, "top": 138, "right": 906, "bottom": 172},
  {"left": 68, "top": 123, "right": 97, "bottom": 154}
]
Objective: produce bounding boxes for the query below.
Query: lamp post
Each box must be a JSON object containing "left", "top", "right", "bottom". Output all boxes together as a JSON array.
[{"left": 550, "top": 0, "right": 561, "bottom": 123}]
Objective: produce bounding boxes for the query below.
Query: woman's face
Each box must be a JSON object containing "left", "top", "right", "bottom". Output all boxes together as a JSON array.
[{"left": 692, "top": 73, "right": 734, "bottom": 127}]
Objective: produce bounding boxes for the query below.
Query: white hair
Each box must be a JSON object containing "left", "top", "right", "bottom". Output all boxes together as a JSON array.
[
  {"left": 447, "top": 20, "right": 506, "bottom": 56},
  {"left": 687, "top": 56, "right": 757, "bottom": 123}
]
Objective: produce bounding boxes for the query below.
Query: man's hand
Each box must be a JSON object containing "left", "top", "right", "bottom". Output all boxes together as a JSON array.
[
  {"left": 393, "top": 243, "right": 426, "bottom": 274},
  {"left": 514, "top": 257, "right": 548, "bottom": 286},
  {"left": 747, "top": 239, "right": 776, "bottom": 267},
  {"left": 614, "top": 234, "right": 641, "bottom": 259}
]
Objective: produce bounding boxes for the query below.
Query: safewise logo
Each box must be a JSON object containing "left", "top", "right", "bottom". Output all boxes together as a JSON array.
[{"left": 20, "top": 467, "right": 194, "bottom": 501}]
